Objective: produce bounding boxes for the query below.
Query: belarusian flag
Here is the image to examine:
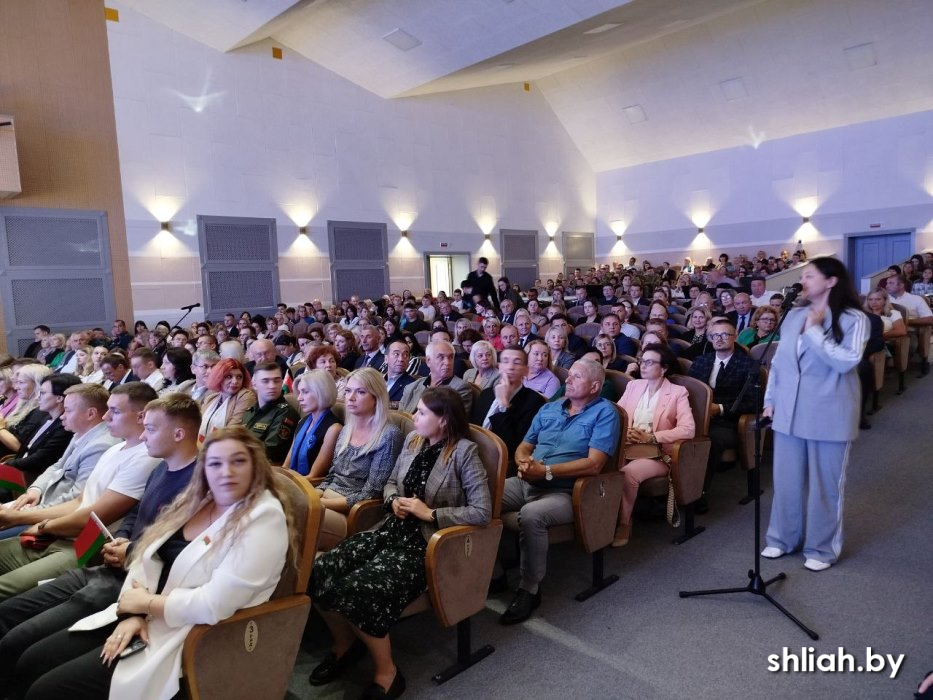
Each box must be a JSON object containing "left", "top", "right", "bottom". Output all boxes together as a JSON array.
[
  {"left": 74, "top": 514, "right": 109, "bottom": 566},
  {"left": 0, "top": 465, "right": 26, "bottom": 495}
]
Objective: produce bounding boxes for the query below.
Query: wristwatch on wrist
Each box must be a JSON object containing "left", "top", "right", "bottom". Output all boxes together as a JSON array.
[{"left": 544, "top": 462, "right": 554, "bottom": 481}]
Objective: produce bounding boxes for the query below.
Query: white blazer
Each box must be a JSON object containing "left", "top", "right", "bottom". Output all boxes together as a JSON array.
[{"left": 73, "top": 490, "right": 288, "bottom": 700}]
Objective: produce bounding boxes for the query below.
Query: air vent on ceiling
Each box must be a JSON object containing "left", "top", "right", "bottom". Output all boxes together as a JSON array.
[
  {"left": 844, "top": 43, "right": 877, "bottom": 71},
  {"left": 383, "top": 28, "right": 422, "bottom": 52},
  {"left": 622, "top": 104, "right": 647, "bottom": 124}
]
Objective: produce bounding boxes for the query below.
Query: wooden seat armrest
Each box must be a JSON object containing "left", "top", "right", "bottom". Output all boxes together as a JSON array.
[
  {"left": 571, "top": 472, "right": 624, "bottom": 554},
  {"left": 425, "top": 522, "right": 503, "bottom": 628},
  {"left": 309, "top": 476, "right": 325, "bottom": 487},
  {"left": 346, "top": 498, "right": 384, "bottom": 535},
  {"left": 668, "top": 438, "right": 710, "bottom": 505},
  {"left": 892, "top": 336, "right": 909, "bottom": 370},
  {"left": 735, "top": 414, "right": 768, "bottom": 472},
  {"left": 183, "top": 595, "right": 312, "bottom": 700},
  {"left": 869, "top": 351, "right": 885, "bottom": 391}
]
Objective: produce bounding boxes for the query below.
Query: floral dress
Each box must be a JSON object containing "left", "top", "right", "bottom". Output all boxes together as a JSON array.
[{"left": 310, "top": 439, "right": 443, "bottom": 637}]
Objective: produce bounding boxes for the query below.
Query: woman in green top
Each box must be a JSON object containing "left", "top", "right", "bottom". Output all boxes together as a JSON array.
[{"left": 737, "top": 305, "right": 780, "bottom": 348}]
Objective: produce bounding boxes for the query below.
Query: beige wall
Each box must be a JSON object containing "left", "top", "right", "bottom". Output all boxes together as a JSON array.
[{"left": 0, "top": 0, "right": 130, "bottom": 352}]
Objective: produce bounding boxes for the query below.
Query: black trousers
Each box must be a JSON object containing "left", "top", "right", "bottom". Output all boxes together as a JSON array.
[
  {"left": 704, "top": 416, "right": 740, "bottom": 492},
  {"left": 0, "top": 566, "right": 124, "bottom": 698}
]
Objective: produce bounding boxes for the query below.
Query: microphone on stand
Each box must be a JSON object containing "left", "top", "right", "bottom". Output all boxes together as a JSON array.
[
  {"left": 180, "top": 303, "right": 201, "bottom": 311},
  {"left": 781, "top": 287, "right": 801, "bottom": 310}
]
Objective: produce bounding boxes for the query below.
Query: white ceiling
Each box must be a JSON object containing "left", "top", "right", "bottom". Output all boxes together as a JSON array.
[{"left": 116, "top": 0, "right": 933, "bottom": 172}]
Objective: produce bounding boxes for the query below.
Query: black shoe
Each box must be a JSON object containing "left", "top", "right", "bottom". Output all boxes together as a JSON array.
[
  {"left": 361, "top": 670, "right": 406, "bottom": 699},
  {"left": 920, "top": 360, "right": 930, "bottom": 377},
  {"left": 487, "top": 574, "right": 508, "bottom": 597},
  {"left": 499, "top": 588, "right": 541, "bottom": 625},
  {"left": 859, "top": 419, "right": 871, "bottom": 430},
  {"left": 693, "top": 496, "right": 709, "bottom": 515},
  {"left": 309, "top": 640, "right": 366, "bottom": 686}
]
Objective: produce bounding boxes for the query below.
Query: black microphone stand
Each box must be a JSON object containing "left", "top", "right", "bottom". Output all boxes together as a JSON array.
[
  {"left": 679, "top": 293, "right": 818, "bottom": 640},
  {"left": 170, "top": 305, "right": 201, "bottom": 334}
]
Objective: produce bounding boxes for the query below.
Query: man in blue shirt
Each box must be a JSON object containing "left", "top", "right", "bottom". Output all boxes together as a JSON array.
[{"left": 499, "top": 359, "right": 620, "bottom": 624}]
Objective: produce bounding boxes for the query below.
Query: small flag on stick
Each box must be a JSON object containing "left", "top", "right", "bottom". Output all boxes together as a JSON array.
[
  {"left": 0, "top": 465, "right": 26, "bottom": 495},
  {"left": 74, "top": 512, "right": 114, "bottom": 567}
]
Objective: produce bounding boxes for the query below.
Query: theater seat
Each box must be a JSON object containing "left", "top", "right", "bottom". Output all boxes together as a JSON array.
[
  {"left": 501, "top": 403, "right": 627, "bottom": 601},
  {"left": 181, "top": 469, "right": 323, "bottom": 700},
  {"left": 347, "top": 425, "right": 508, "bottom": 684},
  {"left": 890, "top": 304, "right": 911, "bottom": 392},
  {"left": 575, "top": 322, "right": 601, "bottom": 343},
  {"left": 639, "top": 375, "right": 711, "bottom": 544}
]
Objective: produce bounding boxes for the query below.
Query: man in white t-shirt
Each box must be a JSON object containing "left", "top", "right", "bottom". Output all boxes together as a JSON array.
[
  {"left": 749, "top": 278, "right": 770, "bottom": 307},
  {"left": 0, "top": 383, "right": 161, "bottom": 599},
  {"left": 886, "top": 274, "right": 933, "bottom": 374}
]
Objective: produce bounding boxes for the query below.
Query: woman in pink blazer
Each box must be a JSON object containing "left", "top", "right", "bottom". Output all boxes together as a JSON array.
[{"left": 614, "top": 343, "right": 695, "bottom": 546}]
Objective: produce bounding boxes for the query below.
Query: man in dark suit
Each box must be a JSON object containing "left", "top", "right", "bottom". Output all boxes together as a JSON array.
[
  {"left": 24, "top": 326, "right": 50, "bottom": 359},
  {"left": 726, "top": 292, "right": 754, "bottom": 334},
  {"left": 100, "top": 353, "right": 137, "bottom": 392},
  {"left": 437, "top": 299, "right": 461, "bottom": 324},
  {"left": 499, "top": 298, "right": 517, "bottom": 326},
  {"left": 471, "top": 346, "right": 544, "bottom": 466},
  {"left": 599, "top": 314, "right": 637, "bottom": 357},
  {"left": 688, "top": 318, "right": 760, "bottom": 511},
  {"left": 600, "top": 285, "right": 618, "bottom": 306},
  {"left": 514, "top": 313, "right": 539, "bottom": 349},
  {"left": 568, "top": 286, "right": 588, "bottom": 308},
  {"left": 353, "top": 326, "right": 385, "bottom": 370},
  {"left": 383, "top": 340, "right": 417, "bottom": 410}
]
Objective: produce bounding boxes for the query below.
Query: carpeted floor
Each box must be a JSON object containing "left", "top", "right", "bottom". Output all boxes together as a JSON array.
[{"left": 289, "top": 367, "right": 932, "bottom": 700}]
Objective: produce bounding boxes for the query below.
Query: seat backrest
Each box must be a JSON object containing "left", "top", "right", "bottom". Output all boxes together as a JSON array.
[
  {"left": 271, "top": 468, "right": 323, "bottom": 598},
  {"left": 567, "top": 307, "right": 587, "bottom": 322},
  {"left": 388, "top": 409, "right": 415, "bottom": 437},
  {"left": 606, "top": 402, "right": 627, "bottom": 470},
  {"left": 667, "top": 374, "right": 712, "bottom": 436},
  {"left": 468, "top": 382, "right": 482, "bottom": 405},
  {"left": 671, "top": 313, "right": 687, "bottom": 325},
  {"left": 335, "top": 367, "right": 349, "bottom": 378},
  {"left": 552, "top": 365, "right": 569, "bottom": 384},
  {"left": 331, "top": 400, "right": 345, "bottom": 424},
  {"left": 669, "top": 338, "right": 691, "bottom": 352},
  {"left": 466, "top": 425, "right": 508, "bottom": 519},
  {"left": 677, "top": 357, "right": 693, "bottom": 374},
  {"left": 604, "top": 369, "right": 631, "bottom": 402},
  {"left": 415, "top": 330, "right": 431, "bottom": 346},
  {"left": 575, "top": 322, "right": 601, "bottom": 342},
  {"left": 283, "top": 393, "right": 300, "bottom": 416},
  {"left": 749, "top": 341, "right": 778, "bottom": 369},
  {"left": 669, "top": 323, "right": 689, "bottom": 337}
]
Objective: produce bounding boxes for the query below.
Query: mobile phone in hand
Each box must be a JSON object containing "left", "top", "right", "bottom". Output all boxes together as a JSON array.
[{"left": 118, "top": 638, "right": 147, "bottom": 659}]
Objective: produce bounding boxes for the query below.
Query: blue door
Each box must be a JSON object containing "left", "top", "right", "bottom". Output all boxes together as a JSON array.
[{"left": 848, "top": 232, "right": 913, "bottom": 286}]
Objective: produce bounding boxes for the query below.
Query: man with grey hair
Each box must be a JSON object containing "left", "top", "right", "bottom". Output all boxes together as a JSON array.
[
  {"left": 190, "top": 349, "right": 219, "bottom": 404},
  {"left": 497, "top": 358, "right": 620, "bottom": 625},
  {"left": 398, "top": 340, "right": 473, "bottom": 414},
  {"left": 244, "top": 338, "right": 288, "bottom": 377}
]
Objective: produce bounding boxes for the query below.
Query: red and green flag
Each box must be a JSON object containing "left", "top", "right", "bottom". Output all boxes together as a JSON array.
[
  {"left": 74, "top": 513, "right": 112, "bottom": 566},
  {"left": 0, "top": 465, "right": 26, "bottom": 495}
]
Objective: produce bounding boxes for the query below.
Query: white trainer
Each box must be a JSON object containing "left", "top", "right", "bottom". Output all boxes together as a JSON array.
[
  {"left": 760, "top": 547, "right": 785, "bottom": 559},
  {"left": 804, "top": 558, "right": 831, "bottom": 572}
]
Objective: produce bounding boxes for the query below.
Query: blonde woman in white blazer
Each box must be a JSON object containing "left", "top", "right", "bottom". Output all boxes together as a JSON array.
[{"left": 22, "top": 427, "right": 293, "bottom": 700}]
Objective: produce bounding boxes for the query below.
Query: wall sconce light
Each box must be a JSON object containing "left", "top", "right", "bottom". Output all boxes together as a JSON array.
[
  {"left": 616, "top": 232, "right": 623, "bottom": 241},
  {"left": 400, "top": 230, "right": 409, "bottom": 238},
  {"left": 697, "top": 227, "right": 705, "bottom": 234},
  {"left": 298, "top": 226, "right": 309, "bottom": 236},
  {"left": 160, "top": 221, "right": 172, "bottom": 232},
  {"left": 484, "top": 233, "right": 491, "bottom": 241},
  {"left": 801, "top": 217, "right": 810, "bottom": 224}
]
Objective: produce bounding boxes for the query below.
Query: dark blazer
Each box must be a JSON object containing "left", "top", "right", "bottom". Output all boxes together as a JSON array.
[
  {"left": 727, "top": 310, "right": 754, "bottom": 333},
  {"left": 338, "top": 352, "right": 360, "bottom": 372},
  {"left": 689, "top": 348, "right": 759, "bottom": 419},
  {"left": 516, "top": 333, "right": 540, "bottom": 349},
  {"left": 470, "top": 386, "right": 545, "bottom": 464},
  {"left": 354, "top": 350, "right": 385, "bottom": 370},
  {"left": 439, "top": 311, "right": 462, "bottom": 323},
  {"left": 499, "top": 313, "right": 515, "bottom": 325},
  {"left": 386, "top": 372, "right": 417, "bottom": 404},
  {"left": 7, "top": 411, "right": 73, "bottom": 481}
]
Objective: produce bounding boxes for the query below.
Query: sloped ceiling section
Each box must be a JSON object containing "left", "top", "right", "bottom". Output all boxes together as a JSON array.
[
  {"left": 116, "top": 0, "right": 933, "bottom": 172},
  {"left": 536, "top": 0, "right": 933, "bottom": 171}
]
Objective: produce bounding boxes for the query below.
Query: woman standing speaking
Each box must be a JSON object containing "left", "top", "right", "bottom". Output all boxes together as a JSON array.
[{"left": 761, "top": 257, "right": 868, "bottom": 571}]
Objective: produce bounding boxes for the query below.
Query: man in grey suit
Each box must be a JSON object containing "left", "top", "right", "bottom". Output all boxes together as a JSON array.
[
  {"left": 399, "top": 341, "right": 473, "bottom": 415},
  {"left": 0, "top": 384, "right": 119, "bottom": 539}
]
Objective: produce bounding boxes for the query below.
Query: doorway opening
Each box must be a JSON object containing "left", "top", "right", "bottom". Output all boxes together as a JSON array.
[{"left": 424, "top": 253, "right": 471, "bottom": 297}]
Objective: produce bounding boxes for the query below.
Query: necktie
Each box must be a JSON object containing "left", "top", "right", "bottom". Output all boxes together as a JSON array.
[
  {"left": 713, "top": 360, "right": 726, "bottom": 388},
  {"left": 737, "top": 315, "right": 747, "bottom": 332}
]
